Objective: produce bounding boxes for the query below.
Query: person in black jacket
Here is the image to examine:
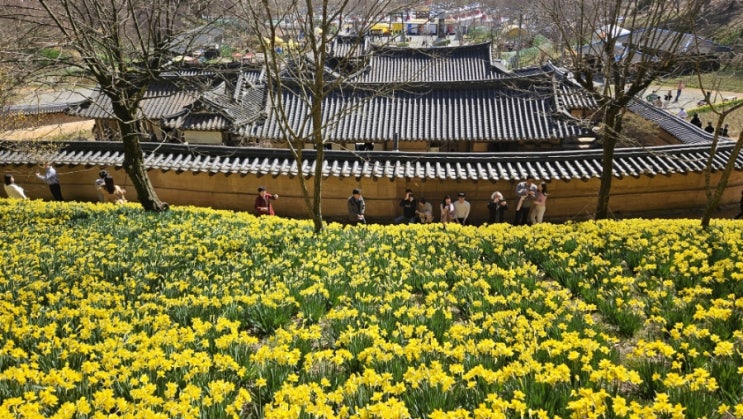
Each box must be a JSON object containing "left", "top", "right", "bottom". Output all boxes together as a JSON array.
[
  {"left": 488, "top": 191, "right": 508, "bottom": 223},
  {"left": 394, "top": 189, "right": 417, "bottom": 224},
  {"left": 348, "top": 189, "right": 366, "bottom": 225},
  {"left": 689, "top": 113, "right": 702, "bottom": 128}
]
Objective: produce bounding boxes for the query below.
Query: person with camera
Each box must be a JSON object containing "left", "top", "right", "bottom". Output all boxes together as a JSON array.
[
  {"left": 255, "top": 186, "right": 279, "bottom": 216},
  {"left": 36, "top": 162, "right": 63, "bottom": 201},
  {"left": 514, "top": 178, "right": 537, "bottom": 225},
  {"left": 440, "top": 195, "right": 456, "bottom": 225},
  {"left": 488, "top": 191, "right": 508, "bottom": 223},
  {"left": 394, "top": 189, "right": 417, "bottom": 224},
  {"left": 103, "top": 175, "right": 127, "bottom": 204},
  {"left": 529, "top": 182, "right": 549, "bottom": 224}
]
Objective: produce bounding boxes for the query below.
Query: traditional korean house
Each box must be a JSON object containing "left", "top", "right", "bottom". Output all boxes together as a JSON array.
[
  {"left": 2, "top": 40, "right": 742, "bottom": 221},
  {"left": 68, "top": 70, "right": 229, "bottom": 142}
]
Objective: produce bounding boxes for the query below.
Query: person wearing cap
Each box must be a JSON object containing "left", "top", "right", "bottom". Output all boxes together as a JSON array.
[
  {"left": 347, "top": 188, "right": 366, "bottom": 224},
  {"left": 453, "top": 192, "right": 470, "bottom": 225},
  {"left": 254, "top": 186, "right": 278, "bottom": 216}
]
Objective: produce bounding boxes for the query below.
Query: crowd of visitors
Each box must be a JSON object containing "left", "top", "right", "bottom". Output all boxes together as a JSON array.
[
  {"left": 3, "top": 164, "right": 129, "bottom": 204},
  {"left": 6, "top": 167, "right": 743, "bottom": 225},
  {"left": 343, "top": 178, "right": 550, "bottom": 226}
]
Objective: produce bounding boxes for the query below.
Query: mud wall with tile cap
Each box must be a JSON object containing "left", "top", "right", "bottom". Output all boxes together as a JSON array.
[{"left": 2, "top": 163, "right": 742, "bottom": 223}]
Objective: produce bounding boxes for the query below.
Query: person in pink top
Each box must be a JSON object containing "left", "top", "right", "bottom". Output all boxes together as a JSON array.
[{"left": 529, "top": 182, "right": 549, "bottom": 224}]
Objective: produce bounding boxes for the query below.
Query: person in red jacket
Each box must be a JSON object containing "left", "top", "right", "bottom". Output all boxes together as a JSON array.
[{"left": 254, "top": 186, "right": 278, "bottom": 216}]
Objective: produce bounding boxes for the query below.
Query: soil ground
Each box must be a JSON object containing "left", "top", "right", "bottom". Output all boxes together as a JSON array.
[{"left": 1, "top": 120, "right": 95, "bottom": 141}]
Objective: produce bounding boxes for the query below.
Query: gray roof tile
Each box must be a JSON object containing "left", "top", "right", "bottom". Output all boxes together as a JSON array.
[{"left": 349, "top": 43, "right": 506, "bottom": 84}]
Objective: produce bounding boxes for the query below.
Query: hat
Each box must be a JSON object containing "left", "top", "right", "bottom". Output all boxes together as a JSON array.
[
  {"left": 257, "top": 186, "right": 266, "bottom": 192},
  {"left": 457, "top": 192, "right": 465, "bottom": 197},
  {"left": 352, "top": 188, "right": 361, "bottom": 195}
]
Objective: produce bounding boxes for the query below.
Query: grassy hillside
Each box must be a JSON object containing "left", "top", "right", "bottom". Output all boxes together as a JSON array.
[{"left": 0, "top": 200, "right": 742, "bottom": 417}]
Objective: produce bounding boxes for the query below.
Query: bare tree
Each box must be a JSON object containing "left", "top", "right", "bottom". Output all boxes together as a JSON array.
[
  {"left": 696, "top": 82, "right": 743, "bottom": 227},
  {"left": 238, "top": 0, "right": 413, "bottom": 232},
  {"left": 536, "top": 0, "right": 705, "bottom": 219},
  {"left": 0, "top": 0, "right": 232, "bottom": 211}
]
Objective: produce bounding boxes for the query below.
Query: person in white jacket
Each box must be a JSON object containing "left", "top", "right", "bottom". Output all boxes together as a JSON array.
[{"left": 4, "top": 174, "right": 28, "bottom": 200}]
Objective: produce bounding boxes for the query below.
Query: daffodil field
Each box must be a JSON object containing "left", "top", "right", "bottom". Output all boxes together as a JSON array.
[{"left": 1, "top": 200, "right": 742, "bottom": 418}]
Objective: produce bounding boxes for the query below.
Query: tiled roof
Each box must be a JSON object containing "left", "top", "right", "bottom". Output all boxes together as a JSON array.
[
  {"left": 628, "top": 99, "right": 713, "bottom": 144},
  {"left": 163, "top": 76, "right": 266, "bottom": 131},
  {"left": 328, "top": 35, "right": 371, "bottom": 59},
  {"left": 616, "top": 28, "right": 732, "bottom": 55},
  {"left": 2, "top": 103, "right": 76, "bottom": 116},
  {"left": 247, "top": 77, "right": 588, "bottom": 142},
  {"left": 68, "top": 80, "right": 210, "bottom": 120},
  {"left": 1, "top": 141, "right": 740, "bottom": 181},
  {"left": 166, "top": 112, "right": 231, "bottom": 131},
  {"left": 347, "top": 42, "right": 507, "bottom": 84},
  {"left": 235, "top": 68, "right": 265, "bottom": 89}
]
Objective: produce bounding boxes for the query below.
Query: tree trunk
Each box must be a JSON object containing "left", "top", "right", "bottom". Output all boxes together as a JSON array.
[
  {"left": 595, "top": 106, "right": 622, "bottom": 219},
  {"left": 310, "top": 91, "right": 325, "bottom": 233},
  {"left": 113, "top": 106, "right": 168, "bottom": 212},
  {"left": 312, "top": 147, "right": 324, "bottom": 233},
  {"left": 701, "top": 132, "right": 743, "bottom": 228}
]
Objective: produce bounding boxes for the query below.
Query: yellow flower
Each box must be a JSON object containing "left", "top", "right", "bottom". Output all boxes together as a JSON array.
[{"left": 713, "top": 341, "right": 735, "bottom": 357}]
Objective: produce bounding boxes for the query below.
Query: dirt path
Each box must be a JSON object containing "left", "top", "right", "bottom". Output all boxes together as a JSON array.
[
  {"left": 1, "top": 120, "right": 95, "bottom": 141},
  {"left": 644, "top": 83, "right": 743, "bottom": 139}
]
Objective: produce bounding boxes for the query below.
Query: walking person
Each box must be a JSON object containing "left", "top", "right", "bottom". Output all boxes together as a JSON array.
[
  {"left": 675, "top": 80, "right": 684, "bottom": 102},
  {"left": 36, "top": 162, "right": 63, "bottom": 201},
  {"left": 529, "top": 182, "right": 549, "bottom": 224},
  {"left": 736, "top": 190, "right": 743, "bottom": 220},
  {"left": 254, "top": 186, "right": 279, "bottom": 216},
  {"left": 3, "top": 174, "right": 28, "bottom": 200},
  {"left": 347, "top": 188, "right": 366, "bottom": 225}
]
